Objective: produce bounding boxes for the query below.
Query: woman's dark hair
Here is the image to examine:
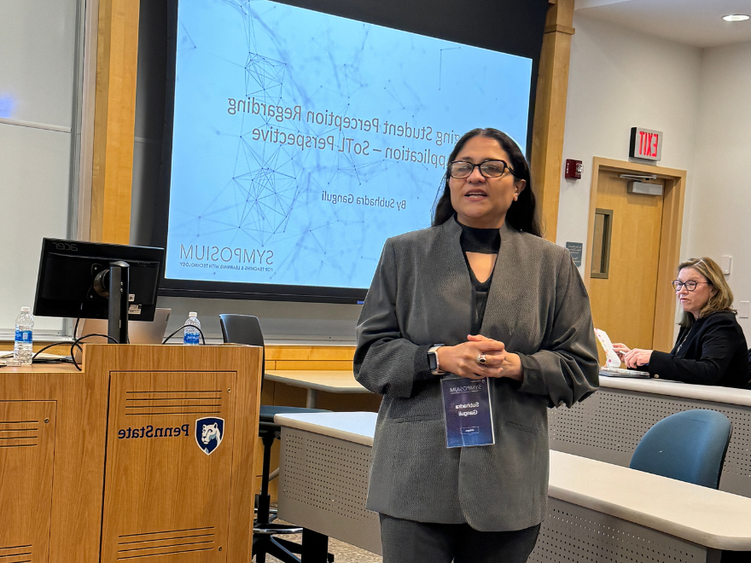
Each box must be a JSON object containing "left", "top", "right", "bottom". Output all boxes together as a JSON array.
[{"left": 432, "top": 128, "right": 541, "bottom": 237}]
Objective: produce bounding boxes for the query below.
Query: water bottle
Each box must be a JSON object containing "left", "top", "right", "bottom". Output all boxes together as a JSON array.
[
  {"left": 14, "top": 306, "right": 34, "bottom": 365},
  {"left": 183, "top": 312, "right": 201, "bottom": 345}
]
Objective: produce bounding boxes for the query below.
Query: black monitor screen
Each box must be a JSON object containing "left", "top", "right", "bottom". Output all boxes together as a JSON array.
[{"left": 33, "top": 238, "right": 165, "bottom": 322}]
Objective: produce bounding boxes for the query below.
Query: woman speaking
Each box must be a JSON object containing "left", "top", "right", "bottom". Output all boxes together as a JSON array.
[
  {"left": 354, "top": 128, "right": 599, "bottom": 563},
  {"left": 614, "top": 257, "right": 749, "bottom": 388}
]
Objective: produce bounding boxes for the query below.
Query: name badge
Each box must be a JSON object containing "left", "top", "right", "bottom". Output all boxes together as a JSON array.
[{"left": 440, "top": 376, "right": 494, "bottom": 448}]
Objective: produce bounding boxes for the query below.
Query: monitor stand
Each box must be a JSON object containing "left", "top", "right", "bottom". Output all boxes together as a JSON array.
[{"left": 107, "top": 261, "right": 130, "bottom": 344}]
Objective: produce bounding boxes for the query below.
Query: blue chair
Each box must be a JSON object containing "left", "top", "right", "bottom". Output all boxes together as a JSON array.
[{"left": 629, "top": 409, "right": 732, "bottom": 489}]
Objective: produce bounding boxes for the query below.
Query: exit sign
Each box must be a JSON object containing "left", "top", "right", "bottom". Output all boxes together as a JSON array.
[{"left": 629, "top": 127, "right": 663, "bottom": 161}]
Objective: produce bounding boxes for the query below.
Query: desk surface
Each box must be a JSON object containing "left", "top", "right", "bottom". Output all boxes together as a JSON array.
[
  {"left": 265, "top": 370, "right": 368, "bottom": 394},
  {"left": 0, "top": 361, "right": 79, "bottom": 373},
  {"left": 599, "top": 376, "right": 751, "bottom": 406},
  {"left": 276, "top": 411, "right": 751, "bottom": 551},
  {"left": 551, "top": 450, "right": 751, "bottom": 551},
  {"left": 277, "top": 411, "right": 376, "bottom": 446},
  {"left": 269, "top": 369, "right": 751, "bottom": 406}
]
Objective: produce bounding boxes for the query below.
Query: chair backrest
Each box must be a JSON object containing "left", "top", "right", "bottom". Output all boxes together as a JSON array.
[
  {"left": 629, "top": 409, "right": 732, "bottom": 489},
  {"left": 219, "top": 314, "right": 266, "bottom": 366}
]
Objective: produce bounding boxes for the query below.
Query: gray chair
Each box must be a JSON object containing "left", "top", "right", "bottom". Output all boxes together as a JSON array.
[
  {"left": 629, "top": 409, "right": 732, "bottom": 489},
  {"left": 219, "top": 314, "right": 332, "bottom": 563}
]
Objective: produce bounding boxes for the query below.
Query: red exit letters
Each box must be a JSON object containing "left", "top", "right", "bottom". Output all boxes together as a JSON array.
[{"left": 629, "top": 127, "right": 663, "bottom": 161}]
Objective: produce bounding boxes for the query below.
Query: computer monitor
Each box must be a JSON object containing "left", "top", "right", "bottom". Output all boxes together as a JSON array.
[{"left": 33, "top": 238, "right": 165, "bottom": 343}]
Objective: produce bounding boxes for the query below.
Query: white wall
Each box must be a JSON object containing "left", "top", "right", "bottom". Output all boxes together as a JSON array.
[
  {"left": 0, "top": 0, "right": 80, "bottom": 337},
  {"left": 558, "top": 14, "right": 702, "bottom": 261},
  {"left": 689, "top": 42, "right": 751, "bottom": 336},
  {"left": 560, "top": 13, "right": 751, "bottom": 341}
]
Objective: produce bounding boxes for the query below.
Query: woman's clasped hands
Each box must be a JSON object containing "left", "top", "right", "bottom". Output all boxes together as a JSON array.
[{"left": 438, "top": 334, "right": 524, "bottom": 381}]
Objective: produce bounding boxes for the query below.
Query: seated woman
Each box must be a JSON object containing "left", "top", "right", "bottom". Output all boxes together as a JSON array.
[{"left": 613, "top": 257, "right": 749, "bottom": 388}]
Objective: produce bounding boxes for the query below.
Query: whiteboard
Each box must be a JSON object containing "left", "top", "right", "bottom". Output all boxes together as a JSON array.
[{"left": 0, "top": 0, "right": 80, "bottom": 338}]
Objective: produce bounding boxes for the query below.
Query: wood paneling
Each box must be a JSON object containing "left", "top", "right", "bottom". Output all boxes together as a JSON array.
[
  {"left": 530, "top": 0, "right": 575, "bottom": 240},
  {"left": 90, "top": 0, "right": 140, "bottom": 243},
  {"left": 272, "top": 360, "right": 355, "bottom": 371},
  {"left": 265, "top": 345, "right": 356, "bottom": 371},
  {"left": 266, "top": 345, "right": 355, "bottom": 362}
]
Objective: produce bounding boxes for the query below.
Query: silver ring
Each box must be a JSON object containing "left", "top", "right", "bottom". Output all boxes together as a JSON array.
[{"left": 476, "top": 353, "right": 487, "bottom": 365}]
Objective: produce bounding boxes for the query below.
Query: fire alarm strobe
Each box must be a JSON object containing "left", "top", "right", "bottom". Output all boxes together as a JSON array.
[{"left": 565, "top": 159, "right": 583, "bottom": 179}]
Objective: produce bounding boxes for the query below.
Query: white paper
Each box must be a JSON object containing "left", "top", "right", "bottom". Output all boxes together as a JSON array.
[{"left": 594, "top": 328, "right": 621, "bottom": 369}]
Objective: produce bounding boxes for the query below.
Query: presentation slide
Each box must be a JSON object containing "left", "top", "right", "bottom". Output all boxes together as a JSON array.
[{"left": 166, "top": 0, "right": 533, "bottom": 292}]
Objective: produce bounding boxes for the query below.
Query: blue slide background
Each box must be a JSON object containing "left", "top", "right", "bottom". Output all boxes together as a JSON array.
[{"left": 166, "top": 0, "right": 532, "bottom": 289}]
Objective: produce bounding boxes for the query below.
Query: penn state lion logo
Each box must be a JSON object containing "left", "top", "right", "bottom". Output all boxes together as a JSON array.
[{"left": 195, "top": 417, "right": 224, "bottom": 455}]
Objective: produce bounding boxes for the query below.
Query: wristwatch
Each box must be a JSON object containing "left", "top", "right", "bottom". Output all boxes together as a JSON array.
[{"left": 428, "top": 344, "right": 445, "bottom": 375}]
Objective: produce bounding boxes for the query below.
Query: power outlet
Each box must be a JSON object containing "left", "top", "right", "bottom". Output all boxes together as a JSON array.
[
  {"left": 722, "top": 255, "right": 732, "bottom": 275},
  {"left": 738, "top": 301, "right": 749, "bottom": 319}
]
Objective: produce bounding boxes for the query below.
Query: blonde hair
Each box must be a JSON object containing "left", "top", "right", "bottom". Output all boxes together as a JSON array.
[{"left": 677, "top": 257, "right": 735, "bottom": 327}]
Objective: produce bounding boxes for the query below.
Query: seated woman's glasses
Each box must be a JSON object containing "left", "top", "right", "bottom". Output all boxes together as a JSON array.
[{"left": 671, "top": 280, "right": 709, "bottom": 292}]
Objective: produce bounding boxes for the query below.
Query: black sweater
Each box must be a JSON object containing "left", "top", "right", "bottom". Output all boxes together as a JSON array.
[{"left": 648, "top": 310, "right": 749, "bottom": 388}]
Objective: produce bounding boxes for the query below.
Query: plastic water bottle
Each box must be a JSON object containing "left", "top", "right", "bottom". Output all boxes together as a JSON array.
[
  {"left": 14, "top": 306, "right": 34, "bottom": 365},
  {"left": 183, "top": 312, "right": 201, "bottom": 345}
]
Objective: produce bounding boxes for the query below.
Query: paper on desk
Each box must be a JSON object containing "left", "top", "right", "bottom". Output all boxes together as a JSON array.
[{"left": 594, "top": 328, "right": 621, "bottom": 369}]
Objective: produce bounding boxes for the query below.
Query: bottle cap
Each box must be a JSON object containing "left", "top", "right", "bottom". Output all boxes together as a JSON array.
[
  {"left": 189, "top": 312, "right": 198, "bottom": 317},
  {"left": 21, "top": 306, "right": 30, "bottom": 312}
]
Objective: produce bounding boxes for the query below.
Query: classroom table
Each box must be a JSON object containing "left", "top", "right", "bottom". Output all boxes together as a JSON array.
[
  {"left": 266, "top": 371, "right": 751, "bottom": 495},
  {"left": 549, "top": 376, "right": 751, "bottom": 497},
  {"left": 264, "top": 369, "right": 369, "bottom": 408},
  {"left": 276, "top": 411, "right": 751, "bottom": 563}
]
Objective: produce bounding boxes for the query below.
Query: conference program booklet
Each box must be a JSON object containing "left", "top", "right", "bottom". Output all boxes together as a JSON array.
[{"left": 440, "top": 376, "right": 495, "bottom": 448}]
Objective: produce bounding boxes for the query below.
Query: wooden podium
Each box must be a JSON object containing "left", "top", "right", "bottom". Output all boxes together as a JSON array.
[{"left": 0, "top": 344, "right": 262, "bottom": 563}]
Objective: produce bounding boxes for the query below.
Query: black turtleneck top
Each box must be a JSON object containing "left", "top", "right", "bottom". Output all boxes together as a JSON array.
[{"left": 458, "top": 220, "right": 501, "bottom": 335}]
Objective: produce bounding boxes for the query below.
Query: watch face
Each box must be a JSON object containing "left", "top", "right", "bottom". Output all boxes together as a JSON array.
[{"left": 428, "top": 351, "right": 438, "bottom": 371}]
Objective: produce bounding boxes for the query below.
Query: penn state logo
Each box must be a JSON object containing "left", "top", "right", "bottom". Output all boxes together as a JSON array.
[{"left": 195, "top": 417, "right": 224, "bottom": 455}]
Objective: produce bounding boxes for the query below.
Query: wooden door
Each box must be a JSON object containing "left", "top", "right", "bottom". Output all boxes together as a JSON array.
[{"left": 589, "top": 170, "right": 664, "bottom": 364}]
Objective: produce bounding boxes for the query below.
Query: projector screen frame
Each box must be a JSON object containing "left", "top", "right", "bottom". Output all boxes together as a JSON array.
[{"left": 151, "top": 0, "right": 548, "bottom": 305}]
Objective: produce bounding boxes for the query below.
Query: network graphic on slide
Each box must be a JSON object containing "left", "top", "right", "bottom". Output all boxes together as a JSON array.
[{"left": 166, "top": 0, "right": 532, "bottom": 288}]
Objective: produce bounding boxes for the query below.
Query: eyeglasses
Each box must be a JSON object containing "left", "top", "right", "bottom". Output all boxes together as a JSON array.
[
  {"left": 448, "top": 160, "right": 515, "bottom": 179},
  {"left": 671, "top": 280, "right": 711, "bottom": 292}
]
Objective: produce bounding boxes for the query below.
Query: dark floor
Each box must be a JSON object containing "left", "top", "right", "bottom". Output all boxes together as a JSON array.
[{"left": 261, "top": 525, "right": 382, "bottom": 563}]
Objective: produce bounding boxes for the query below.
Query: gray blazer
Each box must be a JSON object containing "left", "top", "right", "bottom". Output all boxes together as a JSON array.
[{"left": 354, "top": 218, "right": 599, "bottom": 532}]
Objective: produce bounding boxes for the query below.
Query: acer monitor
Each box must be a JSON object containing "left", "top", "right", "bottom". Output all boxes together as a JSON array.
[{"left": 33, "top": 238, "right": 164, "bottom": 343}]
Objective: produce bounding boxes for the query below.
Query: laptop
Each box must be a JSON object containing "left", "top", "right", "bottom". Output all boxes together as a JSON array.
[
  {"left": 76, "top": 308, "right": 171, "bottom": 345},
  {"left": 594, "top": 328, "right": 651, "bottom": 379}
]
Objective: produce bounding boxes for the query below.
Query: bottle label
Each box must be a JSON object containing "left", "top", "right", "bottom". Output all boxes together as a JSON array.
[
  {"left": 184, "top": 332, "right": 200, "bottom": 345},
  {"left": 15, "top": 329, "right": 32, "bottom": 343}
]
